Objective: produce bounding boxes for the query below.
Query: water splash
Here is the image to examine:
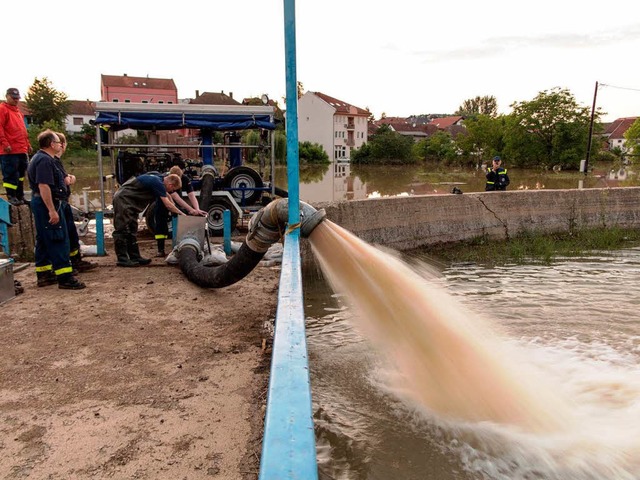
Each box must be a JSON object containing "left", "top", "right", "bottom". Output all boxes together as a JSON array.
[{"left": 308, "top": 220, "right": 640, "bottom": 477}]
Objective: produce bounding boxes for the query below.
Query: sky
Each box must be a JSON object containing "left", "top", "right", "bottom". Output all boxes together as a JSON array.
[{"left": 4, "top": 0, "right": 640, "bottom": 123}]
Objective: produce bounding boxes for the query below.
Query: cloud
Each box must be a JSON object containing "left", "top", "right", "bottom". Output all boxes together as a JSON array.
[{"left": 408, "top": 23, "right": 640, "bottom": 63}]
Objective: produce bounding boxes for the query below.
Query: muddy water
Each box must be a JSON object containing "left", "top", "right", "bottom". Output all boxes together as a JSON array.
[{"left": 306, "top": 223, "right": 640, "bottom": 479}]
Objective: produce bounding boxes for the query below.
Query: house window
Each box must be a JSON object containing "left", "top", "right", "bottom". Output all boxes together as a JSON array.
[
  {"left": 112, "top": 99, "right": 119, "bottom": 102},
  {"left": 142, "top": 100, "right": 148, "bottom": 104},
  {"left": 168, "top": 101, "right": 173, "bottom": 104},
  {"left": 158, "top": 101, "right": 164, "bottom": 104},
  {"left": 125, "top": 99, "right": 131, "bottom": 103},
  {"left": 73, "top": 117, "right": 83, "bottom": 126}
]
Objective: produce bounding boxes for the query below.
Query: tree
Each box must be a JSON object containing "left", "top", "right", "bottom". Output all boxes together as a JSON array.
[
  {"left": 352, "top": 124, "right": 415, "bottom": 164},
  {"left": 455, "top": 114, "right": 506, "bottom": 160},
  {"left": 415, "top": 131, "right": 457, "bottom": 161},
  {"left": 25, "top": 77, "right": 70, "bottom": 126},
  {"left": 299, "top": 141, "right": 329, "bottom": 164},
  {"left": 506, "top": 88, "right": 596, "bottom": 169},
  {"left": 624, "top": 117, "right": 640, "bottom": 159},
  {"left": 455, "top": 95, "right": 498, "bottom": 117}
]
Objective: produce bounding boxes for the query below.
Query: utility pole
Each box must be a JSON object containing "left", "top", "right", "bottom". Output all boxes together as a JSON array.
[{"left": 583, "top": 81, "right": 599, "bottom": 174}]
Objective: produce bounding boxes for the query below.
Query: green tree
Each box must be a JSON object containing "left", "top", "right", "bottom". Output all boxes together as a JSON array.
[
  {"left": 455, "top": 95, "right": 498, "bottom": 117},
  {"left": 352, "top": 124, "right": 415, "bottom": 164},
  {"left": 624, "top": 117, "right": 640, "bottom": 159},
  {"left": 27, "top": 119, "right": 65, "bottom": 151},
  {"left": 455, "top": 114, "right": 506, "bottom": 161},
  {"left": 414, "top": 131, "right": 457, "bottom": 161},
  {"left": 25, "top": 77, "right": 70, "bottom": 126},
  {"left": 506, "top": 88, "right": 596, "bottom": 169},
  {"left": 299, "top": 141, "right": 329, "bottom": 164}
]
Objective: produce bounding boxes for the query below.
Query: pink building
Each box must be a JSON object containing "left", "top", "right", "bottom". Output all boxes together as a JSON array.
[{"left": 100, "top": 74, "right": 178, "bottom": 104}]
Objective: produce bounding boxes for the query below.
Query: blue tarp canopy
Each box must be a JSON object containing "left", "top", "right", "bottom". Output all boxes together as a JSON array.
[{"left": 93, "top": 102, "right": 276, "bottom": 132}]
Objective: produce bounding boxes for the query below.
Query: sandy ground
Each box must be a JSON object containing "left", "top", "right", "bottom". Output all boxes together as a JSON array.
[{"left": 0, "top": 237, "right": 279, "bottom": 479}]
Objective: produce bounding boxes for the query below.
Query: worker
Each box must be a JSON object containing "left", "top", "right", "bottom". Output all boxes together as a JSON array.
[
  {"left": 112, "top": 173, "right": 184, "bottom": 267},
  {"left": 485, "top": 156, "right": 510, "bottom": 191},
  {"left": 0, "top": 88, "right": 32, "bottom": 205},
  {"left": 154, "top": 165, "right": 206, "bottom": 257}
]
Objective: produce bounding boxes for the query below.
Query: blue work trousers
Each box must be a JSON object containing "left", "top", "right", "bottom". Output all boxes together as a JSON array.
[{"left": 32, "top": 196, "right": 73, "bottom": 277}]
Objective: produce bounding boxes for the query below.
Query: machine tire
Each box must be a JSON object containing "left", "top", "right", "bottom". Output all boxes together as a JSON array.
[
  {"left": 144, "top": 202, "right": 157, "bottom": 234},
  {"left": 206, "top": 196, "right": 239, "bottom": 237},
  {"left": 223, "top": 166, "right": 263, "bottom": 205}
]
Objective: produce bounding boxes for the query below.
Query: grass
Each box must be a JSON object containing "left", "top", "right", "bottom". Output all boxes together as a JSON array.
[{"left": 423, "top": 227, "right": 640, "bottom": 266}]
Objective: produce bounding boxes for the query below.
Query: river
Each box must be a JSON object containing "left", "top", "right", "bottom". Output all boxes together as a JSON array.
[{"left": 304, "top": 247, "right": 640, "bottom": 479}]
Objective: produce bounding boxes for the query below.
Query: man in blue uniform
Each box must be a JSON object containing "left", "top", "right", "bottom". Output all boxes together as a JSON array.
[
  {"left": 27, "top": 129, "right": 85, "bottom": 290},
  {"left": 112, "top": 173, "right": 184, "bottom": 267},
  {"left": 485, "top": 156, "right": 510, "bottom": 191},
  {"left": 154, "top": 165, "right": 206, "bottom": 257}
]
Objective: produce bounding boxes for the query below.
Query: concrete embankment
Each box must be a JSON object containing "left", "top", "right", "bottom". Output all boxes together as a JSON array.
[{"left": 312, "top": 187, "right": 640, "bottom": 252}]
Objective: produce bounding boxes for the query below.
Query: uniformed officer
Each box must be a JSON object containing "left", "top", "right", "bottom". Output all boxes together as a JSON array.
[
  {"left": 112, "top": 173, "right": 184, "bottom": 267},
  {"left": 485, "top": 156, "right": 510, "bottom": 191},
  {"left": 27, "top": 129, "right": 85, "bottom": 290}
]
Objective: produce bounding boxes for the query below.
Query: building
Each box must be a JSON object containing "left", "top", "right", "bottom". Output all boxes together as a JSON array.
[
  {"left": 190, "top": 90, "right": 240, "bottom": 106},
  {"left": 298, "top": 91, "right": 369, "bottom": 161},
  {"left": 377, "top": 118, "right": 439, "bottom": 142},
  {"left": 603, "top": 117, "right": 638, "bottom": 153},
  {"left": 65, "top": 100, "right": 95, "bottom": 133},
  {"left": 100, "top": 74, "right": 178, "bottom": 104}
]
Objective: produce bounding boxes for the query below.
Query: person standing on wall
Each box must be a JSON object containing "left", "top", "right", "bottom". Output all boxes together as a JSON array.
[
  {"left": 27, "top": 129, "right": 85, "bottom": 290},
  {"left": 485, "top": 156, "right": 510, "bottom": 191},
  {"left": 154, "top": 165, "right": 206, "bottom": 257},
  {"left": 0, "top": 88, "right": 32, "bottom": 205},
  {"left": 112, "top": 173, "right": 184, "bottom": 267}
]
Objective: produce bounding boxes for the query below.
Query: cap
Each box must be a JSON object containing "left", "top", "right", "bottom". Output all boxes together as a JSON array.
[
  {"left": 492, "top": 156, "right": 501, "bottom": 162},
  {"left": 6, "top": 88, "right": 20, "bottom": 99}
]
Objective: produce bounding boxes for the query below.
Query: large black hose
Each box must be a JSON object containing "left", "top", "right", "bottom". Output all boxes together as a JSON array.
[
  {"left": 199, "top": 165, "right": 216, "bottom": 211},
  {"left": 178, "top": 242, "right": 265, "bottom": 288},
  {"left": 176, "top": 199, "right": 326, "bottom": 289}
]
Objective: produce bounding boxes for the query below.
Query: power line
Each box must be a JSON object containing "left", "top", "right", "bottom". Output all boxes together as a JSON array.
[{"left": 600, "top": 83, "right": 640, "bottom": 93}]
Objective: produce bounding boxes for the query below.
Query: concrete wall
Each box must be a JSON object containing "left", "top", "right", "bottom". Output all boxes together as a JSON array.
[{"left": 312, "top": 187, "right": 640, "bottom": 252}]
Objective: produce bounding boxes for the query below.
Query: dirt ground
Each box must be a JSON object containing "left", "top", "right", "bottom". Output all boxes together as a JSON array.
[{"left": 0, "top": 237, "right": 280, "bottom": 479}]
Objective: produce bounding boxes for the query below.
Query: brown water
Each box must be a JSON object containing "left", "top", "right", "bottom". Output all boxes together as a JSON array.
[
  {"left": 309, "top": 220, "right": 569, "bottom": 431},
  {"left": 308, "top": 221, "right": 640, "bottom": 479}
]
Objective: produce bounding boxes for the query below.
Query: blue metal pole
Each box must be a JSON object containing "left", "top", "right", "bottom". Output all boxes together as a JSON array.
[
  {"left": 95, "top": 211, "right": 105, "bottom": 256},
  {"left": 223, "top": 209, "right": 231, "bottom": 255},
  {"left": 284, "top": 0, "right": 300, "bottom": 228},
  {"left": 202, "top": 128, "right": 214, "bottom": 166}
]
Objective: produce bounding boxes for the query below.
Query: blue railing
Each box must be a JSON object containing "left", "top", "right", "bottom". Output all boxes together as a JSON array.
[{"left": 259, "top": 1, "right": 318, "bottom": 478}]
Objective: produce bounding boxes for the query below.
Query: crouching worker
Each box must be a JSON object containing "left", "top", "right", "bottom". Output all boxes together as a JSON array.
[
  {"left": 112, "top": 173, "right": 184, "bottom": 267},
  {"left": 27, "top": 129, "right": 85, "bottom": 290}
]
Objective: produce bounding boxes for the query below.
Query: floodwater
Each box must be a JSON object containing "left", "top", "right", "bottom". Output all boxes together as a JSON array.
[
  {"left": 305, "top": 226, "right": 640, "bottom": 480},
  {"left": 67, "top": 161, "right": 637, "bottom": 210}
]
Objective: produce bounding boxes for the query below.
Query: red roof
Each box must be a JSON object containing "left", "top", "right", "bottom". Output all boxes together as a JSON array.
[
  {"left": 604, "top": 117, "right": 638, "bottom": 139},
  {"left": 312, "top": 92, "right": 369, "bottom": 116},
  {"left": 429, "top": 116, "right": 463, "bottom": 129},
  {"left": 68, "top": 100, "right": 95, "bottom": 115},
  {"left": 101, "top": 74, "right": 177, "bottom": 91}
]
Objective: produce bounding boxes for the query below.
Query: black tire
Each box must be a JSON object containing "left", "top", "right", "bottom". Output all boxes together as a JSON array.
[
  {"left": 223, "top": 166, "right": 264, "bottom": 205},
  {"left": 206, "top": 197, "right": 239, "bottom": 237},
  {"left": 144, "top": 202, "right": 157, "bottom": 234}
]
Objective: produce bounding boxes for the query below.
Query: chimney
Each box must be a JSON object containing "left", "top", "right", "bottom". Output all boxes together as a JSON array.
[
  {"left": 195, "top": 90, "right": 200, "bottom": 98},
  {"left": 123, "top": 73, "right": 127, "bottom": 76},
  {"left": 229, "top": 92, "right": 233, "bottom": 99}
]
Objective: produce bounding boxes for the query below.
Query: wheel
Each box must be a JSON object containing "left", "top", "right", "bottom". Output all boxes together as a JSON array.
[
  {"left": 223, "top": 166, "right": 264, "bottom": 205},
  {"left": 144, "top": 201, "right": 157, "bottom": 234},
  {"left": 206, "top": 197, "right": 239, "bottom": 237}
]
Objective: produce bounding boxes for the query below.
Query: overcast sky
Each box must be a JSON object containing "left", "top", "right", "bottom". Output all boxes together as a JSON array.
[{"left": 4, "top": 0, "right": 640, "bottom": 122}]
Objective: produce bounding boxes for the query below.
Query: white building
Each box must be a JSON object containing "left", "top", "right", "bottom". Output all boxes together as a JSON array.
[
  {"left": 65, "top": 100, "right": 96, "bottom": 133},
  {"left": 298, "top": 91, "right": 369, "bottom": 161}
]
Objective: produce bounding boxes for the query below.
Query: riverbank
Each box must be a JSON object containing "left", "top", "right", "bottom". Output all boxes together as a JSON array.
[{"left": 0, "top": 238, "right": 280, "bottom": 479}]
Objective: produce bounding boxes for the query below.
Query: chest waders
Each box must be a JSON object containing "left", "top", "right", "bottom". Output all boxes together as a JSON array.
[{"left": 112, "top": 177, "right": 155, "bottom": 267}]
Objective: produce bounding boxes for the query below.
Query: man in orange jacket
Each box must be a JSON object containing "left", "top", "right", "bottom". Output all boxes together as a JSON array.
[{"left": 0, "top": 88, "right": 32, "bottom": 205}]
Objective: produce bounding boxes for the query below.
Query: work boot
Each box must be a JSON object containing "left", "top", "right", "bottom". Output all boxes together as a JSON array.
[
  {"left": 156, "top": 239, "right": 166, "bottom": 257},
  {"left": 58, "top": 274, "right": 86, "bottom": 290},
  {"left": 114, "top": 233, "right": 139, "bottom": 267},
  {"left": 37, "top": 270, "right": 57, "bottom": 287},
  {"left": 127, "top": 235, "right": 152, "bottom": 266},
  {"left": 72, "top": 256, "right": 99, "bottom": 272},
  {"left": 7, "top": 194, "right": 23, "bottom": 206}
]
